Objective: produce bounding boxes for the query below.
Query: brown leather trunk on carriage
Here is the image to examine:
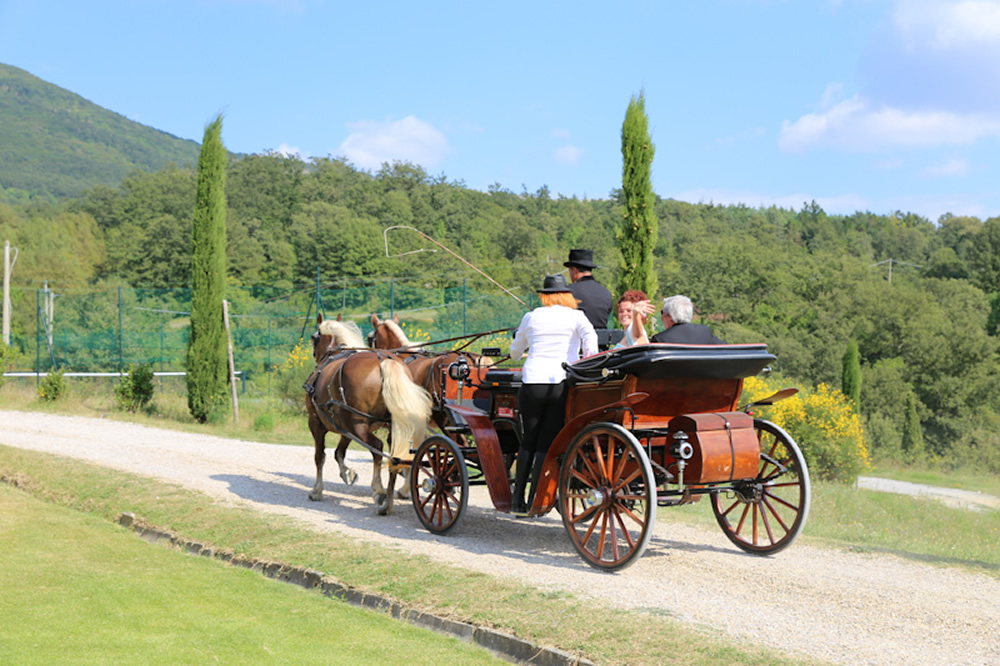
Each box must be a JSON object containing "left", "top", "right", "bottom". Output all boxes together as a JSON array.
[{"left": 667, "top": 411, "right": 759, "bottom": 483}]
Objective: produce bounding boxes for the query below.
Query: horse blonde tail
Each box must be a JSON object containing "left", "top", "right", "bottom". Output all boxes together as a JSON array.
[{"left": 381, "top": 358, "right": 432, "bottom": 460}]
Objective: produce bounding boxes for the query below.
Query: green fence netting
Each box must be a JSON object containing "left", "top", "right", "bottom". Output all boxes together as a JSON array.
[{"left": 3, "top": 278, "right": 534, "bottom": 388}]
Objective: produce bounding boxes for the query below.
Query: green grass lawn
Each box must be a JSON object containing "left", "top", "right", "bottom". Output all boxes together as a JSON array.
[
  {"left": 0, "top": 484, "right": 504, "bottom": 665},
  {"left": 3, "top": 381, "right": 998, "bottom": 663},
  {"left": 0, "top": 445, "right": 808, "bottom": 666}
]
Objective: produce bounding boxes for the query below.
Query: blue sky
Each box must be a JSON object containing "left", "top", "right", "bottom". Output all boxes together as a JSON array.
[{"left": 3, "top": 0, "right": 1000, "bottom": 222}]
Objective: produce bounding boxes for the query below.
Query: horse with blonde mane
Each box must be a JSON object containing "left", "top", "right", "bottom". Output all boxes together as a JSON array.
[
  {"left": 305, "top": 316, "right": 431, "bottom": 514},
  {"left": 368, "top": 313, "right": 493, "bottom": 419}
]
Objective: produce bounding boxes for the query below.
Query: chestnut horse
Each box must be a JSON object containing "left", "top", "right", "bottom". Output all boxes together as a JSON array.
[
  {"left": 368, "top": 314, "right": 492, "bottom": 418},
  {"left": 306, "top": 317, "right": 431, "bottom": 514}
]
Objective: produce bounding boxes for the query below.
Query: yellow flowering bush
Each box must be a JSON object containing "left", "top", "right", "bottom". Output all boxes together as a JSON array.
[
  {"left": 742, "top": 375, "right": 870, "bottom": 483},
  {"left": 399, "top": 321, "right": 432, "bottom": 346},
  {"left": 274, "top": 338, "right": 313, "bottom": 410},
  {"left": 37, "top": 368, "right": 66, "bottom": 402}
]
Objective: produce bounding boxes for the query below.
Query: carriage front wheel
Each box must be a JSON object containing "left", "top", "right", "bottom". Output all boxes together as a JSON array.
[
  {"left": 711, "top": 419, "right": 810, "bottom": 554},
  {"left": 410, "top": 435, "right": 469, "bottom": 535},
  {"left": 558, "top": 423, "right": 657, "bottom": 571}
]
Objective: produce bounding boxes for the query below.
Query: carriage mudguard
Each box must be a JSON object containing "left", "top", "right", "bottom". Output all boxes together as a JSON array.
[
  {"left": 667, "top": 411, "right": 759, "bottom": 483},
  {"left": 446, "top": 404, "right": 513, "bottom": 512}
]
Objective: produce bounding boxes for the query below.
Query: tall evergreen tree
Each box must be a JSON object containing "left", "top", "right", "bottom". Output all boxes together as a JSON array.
[
  {"left": 841, "top": 338, "right": 862, "bottom": 410},
  {"left": 617, "top": 91, "right": 657, "bottom": 297},
  {"left": 186, "top": 115, "right": 229, "bottom": 422}
]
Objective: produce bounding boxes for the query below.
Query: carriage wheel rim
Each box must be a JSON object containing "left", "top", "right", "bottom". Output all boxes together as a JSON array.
[
  {"left": 560, "top": 424, "right": 655, "bottom": 570},
  {"left": 411, "top": 435, "right": 468, "bottom": 535},
  {"left": 712, "top": 419, "right": 810, "bottom": 554}
]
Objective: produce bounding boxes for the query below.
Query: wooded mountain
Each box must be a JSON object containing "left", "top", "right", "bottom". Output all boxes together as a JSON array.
[{"left": 0, "top": 63, "right": 201, "bottom": 202}]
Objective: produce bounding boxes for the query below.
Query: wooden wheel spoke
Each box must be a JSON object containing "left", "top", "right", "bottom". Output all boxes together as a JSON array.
[
  {"left": 570, "top": 465, "right": 599, "bottom": 488},
  {"left": 762, "top": 488, "right": 800, "bottom": 512},
  {"left": 734, "top": 501, "right": 751, "bottom": 535},
  {"left": 613, "top": 500, "right": 645, "bottom": 533},
  {"left": 757, "top": 498, "right": 776, "bottom": 544},
  {"left": 612, "top": 507, "right": 638, "bottom": 550},
  {"left": 590, "top": 435, "right": 610, "bottom": 482},
  {"left": 761, "top": 494, "right": 791, "bottom": 533},
  {"left": 613, "top": 467, "right": 642, "bottom": 494},
  {"left": 569, "top": 501, "right": 600, "bottom": 526},
  {"left": 608, "top": 512, "right": 621, "bottom": 561},
  {"left": 594, "top": 513, "right": 610, "bottom": 560},
  {"left": 579, "top": 507, "right": 603, "bottom": 546}
]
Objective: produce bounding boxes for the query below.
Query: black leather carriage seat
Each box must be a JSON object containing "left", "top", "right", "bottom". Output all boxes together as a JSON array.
[{"left": 564, "top": 343, "right": 775, "bottom": 384}]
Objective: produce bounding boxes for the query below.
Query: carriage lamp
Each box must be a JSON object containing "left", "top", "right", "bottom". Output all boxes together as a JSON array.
[
  {"left": 670, "top": 431, "right": 693, "bottom": 460},
  {"left": 448, "top": 359, "right": 470, "bottom": 381}
]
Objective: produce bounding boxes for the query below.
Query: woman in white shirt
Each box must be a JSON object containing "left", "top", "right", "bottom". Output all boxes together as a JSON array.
[{"left": 509, "top": 274, "right": 598, "bottom": 513}]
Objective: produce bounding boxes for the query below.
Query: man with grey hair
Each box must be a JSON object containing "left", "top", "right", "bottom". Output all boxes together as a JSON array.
[{"left": 650, "top": 295, "right": 724, "bottom": 345}]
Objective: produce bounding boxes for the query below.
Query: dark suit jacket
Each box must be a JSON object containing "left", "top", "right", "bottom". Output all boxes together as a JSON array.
[
  {"left": 650, "top": 323, "right": 724, "bottom": 345},
  {"left": 569, "top": 276, "right": 613, "bottom": 329}
]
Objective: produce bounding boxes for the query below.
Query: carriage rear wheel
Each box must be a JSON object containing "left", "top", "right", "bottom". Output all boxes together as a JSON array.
[
  {"left": 711, "top": 419, "right": 810, "bottom": 554},
  {"left": 410, "top": 435, "right": 469, "bottom": 535},
  {"left": 559, "top": 423, "right": 656, "bottom": 571}
]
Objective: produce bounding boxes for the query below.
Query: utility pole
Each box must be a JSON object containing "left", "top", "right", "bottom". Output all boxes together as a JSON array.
[
  {"left": 3, "top": 240, "right": 19, "bottom": 346},
  {"left": 871, "top": 258, "right": 923, "bottom": 284}
]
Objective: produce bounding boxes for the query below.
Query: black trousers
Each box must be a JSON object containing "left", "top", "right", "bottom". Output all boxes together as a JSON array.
[{"left": 513, "top": 382, "right": 567, "bottom": 511}]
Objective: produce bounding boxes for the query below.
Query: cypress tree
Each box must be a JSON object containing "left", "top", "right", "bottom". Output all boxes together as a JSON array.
[
  {"left": 617, "top": 91, "right": 658, "bottom": 297},
  {"left": 841, "top": 338, "right": 862, "bottom": 411},
  {"left": 901, "top": 391, "right": 925, "bottom": 460},
  {"left": 186, "top": 114, "right": 229, "bottom": 423}
]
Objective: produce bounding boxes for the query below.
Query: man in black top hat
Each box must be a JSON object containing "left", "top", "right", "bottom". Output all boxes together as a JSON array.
[{"left": 564, "top": 249, "right": 613, "bottom": 330}]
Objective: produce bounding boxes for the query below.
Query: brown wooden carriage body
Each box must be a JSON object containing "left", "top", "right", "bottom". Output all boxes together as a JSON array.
[{"left": 408, "top": 343, "right": 811, "bottom": 570}]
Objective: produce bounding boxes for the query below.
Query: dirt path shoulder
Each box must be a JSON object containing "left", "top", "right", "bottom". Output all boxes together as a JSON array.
[{"left": 2, "top": 410, "right": 998, "bottom": 666}]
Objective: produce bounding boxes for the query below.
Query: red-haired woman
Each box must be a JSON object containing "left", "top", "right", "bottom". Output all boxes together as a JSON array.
[{"left": 509, "top": 274, "right": 598, "bottom": 514}]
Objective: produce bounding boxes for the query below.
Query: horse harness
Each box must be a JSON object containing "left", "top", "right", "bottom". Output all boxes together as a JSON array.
[{"left": 304, "top": 346, "right": 398, "bottom": 460}]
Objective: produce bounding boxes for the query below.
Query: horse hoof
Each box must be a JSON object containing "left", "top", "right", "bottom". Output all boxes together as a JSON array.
[
  {"left": 345, "top": 470, "right": 358, "bottom": 486},
  {"left": 395, "top": 487, "right": 411, "bottom": 500},
  {"left": 375, "top": 492, "right": 391, "bottom": 515},
  {"left": 308, "top": 492, "right": 322, "bottom": 502}
]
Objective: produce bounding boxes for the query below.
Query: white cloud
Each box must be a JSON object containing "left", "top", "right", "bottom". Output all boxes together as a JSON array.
[
  {"left": 273, "top": 143, "right": 306, "bottom": 158},
  {"left": 554, "top": 144, "right": 583, "bottom": 165},
  {"left": 921, "top": 157, "right": 971, "bottom": 177},
  {"left": 779, "top": 94, "right": 1000, "bottom": 152},
  {"left": 893, "top": 0, "right": 1000, "bottom": 50},
  {"left": 551, "top": 128, "right": 572, "bottom": 140},
  {"left": 337, "top": 116, "right": 450, "bottom": 170}
]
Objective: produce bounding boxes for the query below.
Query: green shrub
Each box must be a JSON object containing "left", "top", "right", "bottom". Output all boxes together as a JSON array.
[
  {"left": 113, "top": 364, "right": 155, "bottom": 412},
  {"left": 37, "top": 368, "right": 66, "bottom": 402},
  {"left": 0, "top": 343, "right": 15, "bottom": 386},
  {"left": 253, "top": 412, "right": 275, "bottom": 432}
]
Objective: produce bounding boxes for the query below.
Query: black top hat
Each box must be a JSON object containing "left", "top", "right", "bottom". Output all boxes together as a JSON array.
[
  {"left": 563, "top": 248, "right": 597, "bottom": 269},
  {"left": 538, "top": 274, "right": 572, "bottom": 293}
]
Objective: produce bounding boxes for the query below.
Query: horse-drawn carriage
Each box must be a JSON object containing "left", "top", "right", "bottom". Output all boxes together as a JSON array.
[{"left": 306, "top": 316, "right": 810, "bottom": 571}]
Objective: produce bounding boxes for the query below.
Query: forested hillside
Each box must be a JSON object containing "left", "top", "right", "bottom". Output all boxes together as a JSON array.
[
  {"left": 2, "top": 152, "right": 999, "bottom": 474},
  {"left": 0, "top": 63, "right": 200, "bottom": 202}
]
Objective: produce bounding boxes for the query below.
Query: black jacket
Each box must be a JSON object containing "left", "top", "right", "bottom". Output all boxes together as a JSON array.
[
  {"left": 650, "top": 323, "right": 724, "bottom": 345},
  {"left": 569, "top": 276, "right": 613, "bottom": 329}
]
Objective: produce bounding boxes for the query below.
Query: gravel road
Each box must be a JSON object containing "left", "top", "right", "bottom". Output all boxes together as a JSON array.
[{"left": 2, "top": 409, "right": 998, "bottom": 665}]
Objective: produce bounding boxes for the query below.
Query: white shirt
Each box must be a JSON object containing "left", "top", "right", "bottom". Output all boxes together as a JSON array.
[{"left": 510, "top": 305, "right": 598, "bottom": 383}]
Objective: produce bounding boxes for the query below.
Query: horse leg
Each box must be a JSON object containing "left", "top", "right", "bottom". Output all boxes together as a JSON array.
[
  {"left": 334, "top": 437, "right": 358, "bottom": 486},
  {"left": 380, "top": 466, "right": 398, "bottom": 515},
  {"left": 308, "top": 414, "right": 326, "bottom": 501}
]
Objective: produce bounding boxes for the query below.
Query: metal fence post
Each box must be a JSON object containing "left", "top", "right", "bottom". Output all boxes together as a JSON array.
[
  {"left": 117, "top": 286, "right": 123, "bottom": 372},
  {"left": 35, "top": 288, "right": 39, "bottom": 385}
]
